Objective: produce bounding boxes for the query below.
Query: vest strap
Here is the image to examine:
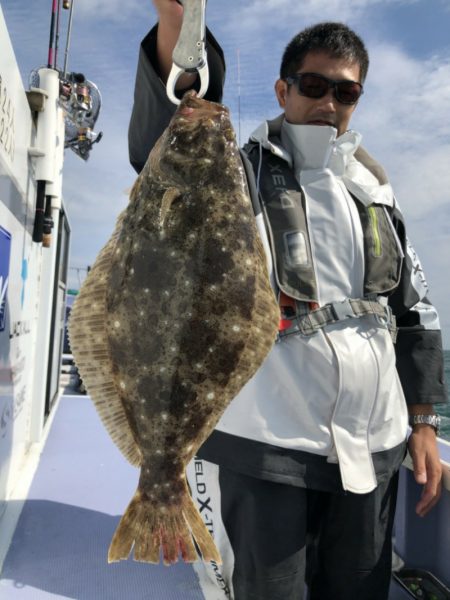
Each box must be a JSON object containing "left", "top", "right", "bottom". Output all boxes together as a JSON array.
[{"left": 278, "top": 298, "right": 397, "bottom": 342}]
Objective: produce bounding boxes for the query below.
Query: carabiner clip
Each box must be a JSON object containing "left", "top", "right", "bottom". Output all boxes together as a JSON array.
[{"left": 166, "top": 0, "right": 209, "bottom": 105}]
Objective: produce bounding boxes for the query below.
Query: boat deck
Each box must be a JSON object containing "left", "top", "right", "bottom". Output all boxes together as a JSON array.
[
  {"left": 1, "top": 385, "right": 449, "bottom": 599},
  {"left": 0, "top": 394, "right": 204, "bottom": 599}
]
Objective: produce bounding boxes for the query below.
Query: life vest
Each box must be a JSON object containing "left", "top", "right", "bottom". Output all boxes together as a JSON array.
[{"left": 244, "top": 144, "right": 404, "bottom": 304}]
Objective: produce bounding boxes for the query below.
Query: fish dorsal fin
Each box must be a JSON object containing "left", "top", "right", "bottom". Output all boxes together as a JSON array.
[{"left": 69, "top": 211, "right": 142, "bottom": 467}]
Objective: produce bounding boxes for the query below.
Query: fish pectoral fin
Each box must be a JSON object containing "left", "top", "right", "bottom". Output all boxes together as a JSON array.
[{"left": 159, "top": 187, "right": 182, "bottom": 230}]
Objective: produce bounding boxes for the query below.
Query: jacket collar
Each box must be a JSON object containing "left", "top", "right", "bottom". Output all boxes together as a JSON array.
[{"left": 249, "top": 115, "right": 394, "bottom": 208}]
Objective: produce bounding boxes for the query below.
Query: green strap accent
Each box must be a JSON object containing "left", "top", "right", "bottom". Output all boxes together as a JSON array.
[{"left": 368, "top": 206, "right": 382, "bottom": 258}]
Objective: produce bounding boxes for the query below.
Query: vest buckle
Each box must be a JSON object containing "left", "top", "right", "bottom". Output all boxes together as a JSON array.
[{"left": 330, "top": 299, "right": 355, "bottom": 321}]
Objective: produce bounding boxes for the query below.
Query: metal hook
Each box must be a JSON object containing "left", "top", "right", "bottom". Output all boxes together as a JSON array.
[{"left": 166, "top": 0, "right": 209, "bottom": 105}]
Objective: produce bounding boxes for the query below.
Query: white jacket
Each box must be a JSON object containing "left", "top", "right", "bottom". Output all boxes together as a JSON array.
[{"left": 215, "top": 121, "right": 409, "bottom": 493}]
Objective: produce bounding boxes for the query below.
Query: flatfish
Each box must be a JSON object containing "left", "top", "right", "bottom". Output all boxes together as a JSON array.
[{"left": 69, "top": 91, "right": 279, "bottom": 565}]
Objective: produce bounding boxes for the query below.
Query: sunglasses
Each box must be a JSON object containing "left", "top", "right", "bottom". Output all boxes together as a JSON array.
[{"left": 284, "top": 72, "right": 364, "bottom": 105}]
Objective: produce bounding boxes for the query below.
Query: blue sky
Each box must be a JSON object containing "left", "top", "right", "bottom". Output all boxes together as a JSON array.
[{"left": 1, "top": 0, "right": 450, "bottom": 347}]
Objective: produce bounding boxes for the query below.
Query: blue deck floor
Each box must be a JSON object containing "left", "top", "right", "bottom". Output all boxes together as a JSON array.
[
  {"left": 2, "top": 388, "right": 449, "bottom": 600},
  {"left": 0, "top": 395, "right": 204, "bottom": 600}
]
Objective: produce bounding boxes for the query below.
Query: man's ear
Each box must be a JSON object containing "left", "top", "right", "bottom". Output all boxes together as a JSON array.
[{"left": 275, "top": 79, "right": 288, "bottom": 108}]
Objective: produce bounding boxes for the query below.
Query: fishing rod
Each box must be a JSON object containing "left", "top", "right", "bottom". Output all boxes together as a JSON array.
[
  {"left": 54, "top": 0, "right": 62, "bottom": 69},
  {"left": 63, "top": 0, "right": 75, "bottom": 80},
  {"left": 32, "top": 0, "right": 102, "bottom": 247},
  {"left": 47, "top": 0, "right": 58, "bottom": 69}
]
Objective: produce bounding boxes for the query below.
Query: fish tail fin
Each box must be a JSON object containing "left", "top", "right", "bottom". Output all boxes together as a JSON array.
[
  {"left": 108, "top": 489, "right": 221, "bottom": 565},
  {"left": 182, "top": 493, "right": 222, "bottom": 563}
]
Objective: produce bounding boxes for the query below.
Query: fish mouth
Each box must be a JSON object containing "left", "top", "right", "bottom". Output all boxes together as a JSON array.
[{"left": 176, "top": 91, "right": 228, "bottom": 121}]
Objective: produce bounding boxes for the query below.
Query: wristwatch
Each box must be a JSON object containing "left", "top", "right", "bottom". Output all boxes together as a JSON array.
[{"left": 409, "top": 414, "right": 441, "bottom": 435}]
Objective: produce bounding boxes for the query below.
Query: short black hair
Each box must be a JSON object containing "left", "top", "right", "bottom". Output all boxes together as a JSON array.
[{"left": 280, "top": 22, "right": 369, "bottom": 83}]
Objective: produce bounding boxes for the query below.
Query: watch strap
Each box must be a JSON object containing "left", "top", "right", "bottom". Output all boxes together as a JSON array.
[{"left": 409, "top": 414, "right": 441, "bottom": 434}]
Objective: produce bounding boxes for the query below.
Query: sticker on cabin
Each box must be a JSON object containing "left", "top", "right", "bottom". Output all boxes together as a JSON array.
[{"left": 0, "top": 225, "right": 12, "bottom": 332}]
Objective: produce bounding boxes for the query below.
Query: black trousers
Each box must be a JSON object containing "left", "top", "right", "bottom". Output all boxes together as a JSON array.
[{"left": 218, "top": 467, "right": 399, "bottom": 600}]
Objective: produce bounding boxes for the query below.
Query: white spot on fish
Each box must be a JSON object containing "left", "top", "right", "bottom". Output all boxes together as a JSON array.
[
  {"left": 130, "top": 268, "right": 135, "bottom": 275},
  {"left": 163, "top": 290, "right": 170, "bottom": 297},
  {"left": 232, "top": 325, "right": 241, "bottom": 332},
  {"left": 195, "top": 363, "right": 203, "bottom": 370},
  {"left": 114, "top": 321, "right": 120, "bottom": 328},
  {"left": 144, "top": 288, "right": 150, "bottom": 294},
  {"left": 208, "top": 347, "right": 214, "bottom": 353},
  {"left": 120, "top": 381, "right": 126, "bottom": 389},
  {"left": 161, "top": 413, "right": 168, "bottom": 421},
  {"left": 153, "top": 483, "right": 160, "bottom": 489},
  {"left": 170, "top": 346, "right": 177, "bottom": 353},
  {"left": 164, "top": 482, "right": 170, "bottom": 488},
  {"left": 160, "top": 366, "right": 166, "bottom": 373},
  {"left": 210, "top": 285, "right": 217, "bottom": 291},
  {"left": 245, "top": 258, "right": 252, "bottom": 266},
  {"left": 207, "top": 392, "right": 215, "bottom": 400},
  {"left": 155, "top": 449, "right": 162, "bottom": 455},
  {"left": 186, "top": 444, "right": 193, "bottom": 452}
]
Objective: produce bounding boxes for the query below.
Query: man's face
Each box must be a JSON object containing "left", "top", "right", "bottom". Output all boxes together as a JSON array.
[{"left": 275, "top": 51, "right": 362, "bottom": 136}]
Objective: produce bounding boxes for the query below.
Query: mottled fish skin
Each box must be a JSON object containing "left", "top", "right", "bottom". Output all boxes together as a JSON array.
[{"left": 70, "top": 91, "right": 280, "bottom": 565}]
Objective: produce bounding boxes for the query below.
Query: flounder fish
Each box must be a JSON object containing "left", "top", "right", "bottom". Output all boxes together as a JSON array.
[{"left": 69, "top": 91, "right": 279, "bottom": 565}]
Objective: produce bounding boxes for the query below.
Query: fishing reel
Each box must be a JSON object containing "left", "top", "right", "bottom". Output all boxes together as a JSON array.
[
  {"left": 29, "top": 68, "right": 103, "bottom": 161},
  {"left": 59, "top": 71, "right": 103, "bottom": 161}
]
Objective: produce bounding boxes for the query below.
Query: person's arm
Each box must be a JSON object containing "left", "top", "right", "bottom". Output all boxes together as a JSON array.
[
  {"left": 388, "top": 205, "right": 447, "bottom": 516},
  {"left": 128, "top": 0, "right": 225, "bottom": 173}
]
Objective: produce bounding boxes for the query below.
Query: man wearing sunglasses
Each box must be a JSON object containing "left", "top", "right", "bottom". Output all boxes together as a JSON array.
[{"left": 128, "top": 2, "right": 447, "bottom": 599}]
